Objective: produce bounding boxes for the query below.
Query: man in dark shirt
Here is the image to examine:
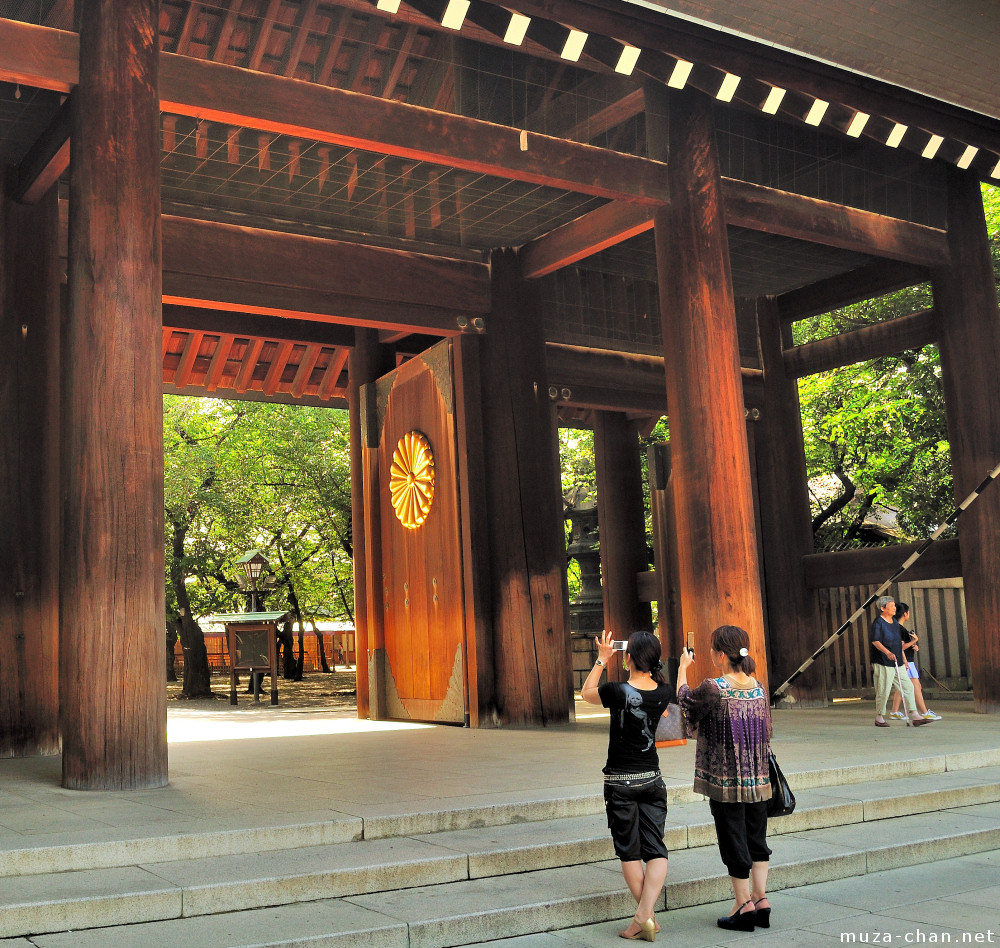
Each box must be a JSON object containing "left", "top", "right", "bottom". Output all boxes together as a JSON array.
[{"left": 871, "top": 596, "right": 927, "bottom": 727}]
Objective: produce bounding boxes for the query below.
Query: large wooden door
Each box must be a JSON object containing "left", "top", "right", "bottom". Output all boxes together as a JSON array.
[{"left": 367, "top": 341, "right": 466, "bottom": 723}]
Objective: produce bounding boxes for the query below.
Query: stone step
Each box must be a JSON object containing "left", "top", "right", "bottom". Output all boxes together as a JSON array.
[
  {"left": 18, "top": 803, "right": 1000, "bottom": 948},
  {"left": 4, "top": 759, "right": 998, "bottom": 881},
  {"left": 0, "top": 770, "right": 996, "bottom": 942}
]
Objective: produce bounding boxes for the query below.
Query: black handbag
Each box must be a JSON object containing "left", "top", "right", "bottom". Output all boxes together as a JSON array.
[{"left": 766, "top": 750, "right": 795, "bottom": 817}]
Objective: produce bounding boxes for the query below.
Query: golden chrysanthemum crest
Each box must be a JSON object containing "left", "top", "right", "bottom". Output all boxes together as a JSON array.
[{"left": 389, "top": 430, "right": 435, "bottom": 529}]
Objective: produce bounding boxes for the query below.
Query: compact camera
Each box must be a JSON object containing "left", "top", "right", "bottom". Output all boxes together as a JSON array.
[{"left": 611, "top": 640, "right": 628, "bottom": 651}]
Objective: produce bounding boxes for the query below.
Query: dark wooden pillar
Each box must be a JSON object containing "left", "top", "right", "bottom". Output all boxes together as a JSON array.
[
  {"left": 593, "top": 411, "right": 652, "bottom": 683},
  {"left": 0, "top": 185, "right": 60, "bottom": 757},
  {"left": 61, "top": 0, "right": 166, "bottom": 789},
  {"left": 931, "top": 170, "right": 1000, "bottom": 713},
  {"left": 753, "top": 297, "right": 826, "bottom": 705},
  {"left": 348, "top": 328, "right": 394, "bottom": 720},
  {"left": 480, "top": 249, "right": 572, "bottom": 725},
  {"left": 452, "top": 334, "right": 495, "bottom": 726},
  {"left": 651, "top": 88, "right": 768, "bottom": 688},
  {"left": 648, "top": 443, "right": 683, "bottom": 660}
]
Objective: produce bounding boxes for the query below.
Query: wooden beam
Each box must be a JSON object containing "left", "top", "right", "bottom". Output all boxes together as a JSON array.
[
  {"left": 0, "top": 20, "right": 668, "bottom": 205},
  {"left": 160, "top": 215, "right": 489, "bottom": 335},
  {"left": 283, "top": 0, "right": 320, "bottom": 79},
  {"left": 12, "top": 97, "right": 71, "bottom": 204},
  {"left": 0, "top": 20, "right": 77, "bottom": 93},
  {"left": 776, "top": 260, "right": 930, "bottom": 323},
  {"left": 162, "top": 303, "right": 356, "bottom": 348},
  {"left": 803, "top": 538, "right": 962, "bottom": 588},
  {"left": 593, "top": 411, "right": 652, "bottom": 665},
  {"left": 157, "top": 52, "right": 670, "bottom": 205},
  {"left": 652, "top": 85, "right": 768, "bottom": 689},
  {"left": 721, "top": 179, "right": 949, "bottom": 268},
  {"left": 932, "top": 169, "right": 1000, "bottom": 712},
  {"left": 782, "top": 308, "right": 937, "bottom": 378},
  {"left": 545, "top": 343, "right": 667, "bottom": 414},
  {"left": 521, "top": 180, "right": 947, "bottom": 277},
  {"left": 520, "top": 201, "right": 652, "bottom": 279},
  {"left": 544, "top": 342, "right": 761, "bottom": 413}
]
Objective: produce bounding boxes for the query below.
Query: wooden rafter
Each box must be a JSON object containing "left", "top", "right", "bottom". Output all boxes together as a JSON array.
[
  {"left": 290, "top": 343, "right": 324, "bottom": 396},
  {"left": 235, "top": 337, "right": 266, "bottom": 393},
  {"left": 248, "top": 0, "right": 283, "bottom": 72},
  {"left": 318, "top": 348, "right": 350, "bottom": 399},
  {"left": 175, "top": 1, "right": 202, "bottom": 55},
  {"left": 284, "top": 0, "right": 320, "bottom": 78},
  {"left": 262, "top": 340, "right": 295, "bottom": 395},
  {"left": 173, "top": 330, "right": 205, "bottom": 387},
  {"left": 205, "top": 333, "right": 238, "bottom": 391}
]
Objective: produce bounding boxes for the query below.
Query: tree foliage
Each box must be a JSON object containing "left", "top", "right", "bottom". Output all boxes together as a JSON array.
[
  {"left": 795, "top": 183, "right": 1000, "bottom": 549},
  {"left": 163, "top": 397, "right": 354, "bottom": 694}
]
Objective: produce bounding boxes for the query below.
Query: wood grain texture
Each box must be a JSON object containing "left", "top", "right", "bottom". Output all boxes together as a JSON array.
[
  {"left": 652, "top": 88, "right": 768, "bottom": 691},
  {"left": 931, "top": 169, "right": 1000, "bottom": 713},
  {"left": 753, "top": 297, "right": 826, "bottom": 705},
  {"left": 161, "top": 215, "right": 490, "bottom": 332},
  {"left": 783, "top": 308, "right": 936, "bottom": 378},
  {"left": 479, "top": 250, "right": 572, "bottom": 725},
  {"left": 376, "top": 344, "right": 465, "bottom": 722},
  {"left": 0, "top": 187, "right": 60, "bottom": 758},
  {"left": 350, "top": 330, "right": 395, "bottom": 719},
  {"left": 452, "top": 335, "right": 495, "bottom": 726},
  {"left": 803, "top": 538, "right": 962, "bottom": 589},
  {"left": 60, "top": 0, "right": 166, "bottom": 789}
]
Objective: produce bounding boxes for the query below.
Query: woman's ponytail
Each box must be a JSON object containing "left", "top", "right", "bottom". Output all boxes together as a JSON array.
[{"left": 711, "top": 625, "right": 756, "bottom": 675}]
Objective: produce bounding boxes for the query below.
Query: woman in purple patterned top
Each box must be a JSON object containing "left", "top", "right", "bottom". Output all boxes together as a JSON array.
[{"left": 677, "top": 626, "right": 773, "bottom": 933}]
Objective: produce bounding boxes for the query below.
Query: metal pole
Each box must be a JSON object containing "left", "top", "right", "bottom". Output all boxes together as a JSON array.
[{"left": 772, "top": 459, "right": 1000, "bottom": 703}]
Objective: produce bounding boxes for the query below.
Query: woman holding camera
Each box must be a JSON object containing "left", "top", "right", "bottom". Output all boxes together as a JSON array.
[
  {"left": 677, "top": 625, "right": 772, "bottom": 933},
  {"left": 581, "top": 629, "right": 675, "bottom": 942}
]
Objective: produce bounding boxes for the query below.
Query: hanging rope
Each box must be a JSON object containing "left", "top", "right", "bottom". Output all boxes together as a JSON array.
[{"left": 771, "top": 459, "right": 1000, "bottom": 704}]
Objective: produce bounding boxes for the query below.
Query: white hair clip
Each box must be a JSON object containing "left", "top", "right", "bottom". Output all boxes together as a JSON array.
[{"left": 739, "top": 647, "right": 749, "bottom": 657}]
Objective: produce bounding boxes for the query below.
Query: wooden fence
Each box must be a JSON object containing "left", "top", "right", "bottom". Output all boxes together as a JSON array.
[
  {"left": 815, "top": 578, "right": 969, "bottom": 697},
  {"left": 173, "top": 629, "right": 357, "bottom": 675}
]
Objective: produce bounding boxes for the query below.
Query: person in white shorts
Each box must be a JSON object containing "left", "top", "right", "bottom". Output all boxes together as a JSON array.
[{"left": 889, "top": 603, "right": 942, "bottom": 721}]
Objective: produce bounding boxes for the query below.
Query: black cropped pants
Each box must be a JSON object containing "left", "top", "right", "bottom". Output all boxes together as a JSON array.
[
  {"left": 708, "top": 798, "right": 771, "bottom": 879},
  {"left": 603, "top": 775, "right": 669, "bottom": 863}
]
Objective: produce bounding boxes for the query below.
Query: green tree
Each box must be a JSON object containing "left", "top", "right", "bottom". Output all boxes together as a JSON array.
[
  {"left": 163, "top": 397, "right": 354, "bottom": 694},
  {"left": 796, "top": 183, "right": 1000, "bottom": 549}
]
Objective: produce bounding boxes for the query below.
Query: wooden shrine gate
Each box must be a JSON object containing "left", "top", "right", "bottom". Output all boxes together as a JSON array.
[{"left": 362, "top": 340, "right": 467, "bottom": 723}]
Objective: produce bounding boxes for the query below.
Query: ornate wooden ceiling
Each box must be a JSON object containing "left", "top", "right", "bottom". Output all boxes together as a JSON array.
[{"left": 1, "top": 0, "right": 995, "bottom": 414}]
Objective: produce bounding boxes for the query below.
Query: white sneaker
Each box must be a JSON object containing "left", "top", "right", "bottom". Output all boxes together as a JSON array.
[
  {"left": 889, "top": 711, "right": 906, "bottom": 720},
  {"left": 923, "top": 710, "right": 942, "bottom": 720}
]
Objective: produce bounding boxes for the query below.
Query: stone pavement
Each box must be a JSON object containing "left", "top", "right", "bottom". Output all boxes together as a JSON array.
[
  {"left": 472, "top": 848, "right": 1000, "bottom": 948},
  {"left": 0, "top": 694, "right": 996, "bottom": 947}
]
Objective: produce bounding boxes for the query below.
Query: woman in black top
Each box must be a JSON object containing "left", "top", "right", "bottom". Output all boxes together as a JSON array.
[{"left": 581, "top": 629, "right": 675, "bottom": 942}]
